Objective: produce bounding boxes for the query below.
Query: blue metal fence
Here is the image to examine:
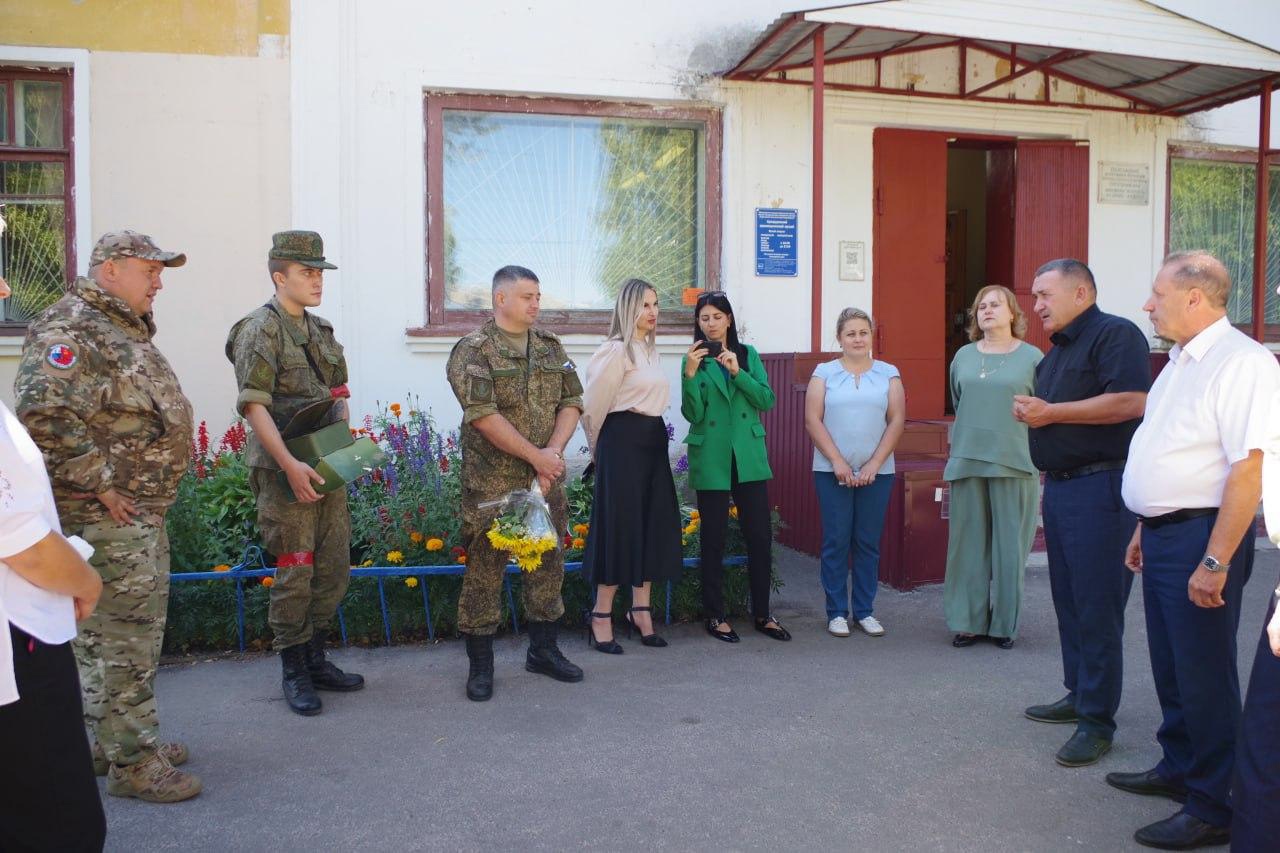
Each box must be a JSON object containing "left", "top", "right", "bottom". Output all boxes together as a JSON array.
[{"left": 171, "top": 545, "right": 746, "bottom": 652}]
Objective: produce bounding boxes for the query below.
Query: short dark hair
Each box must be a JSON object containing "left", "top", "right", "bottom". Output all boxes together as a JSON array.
[
  {"left": 268, "top": 258, "right": 294, "bottom": 285},
  {"left": 492, "top": 265, "right": 539, "bottom": 294},
  {"left": 1034, "top": 258, "right": 1096, "bottom": 292}
]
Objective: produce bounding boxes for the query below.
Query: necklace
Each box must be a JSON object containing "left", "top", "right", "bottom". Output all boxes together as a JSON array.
[{"left": 977, "top": 339, "right": 1017, "bottom": 380}]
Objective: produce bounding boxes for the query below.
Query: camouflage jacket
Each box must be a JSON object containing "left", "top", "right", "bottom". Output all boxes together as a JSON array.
[
  {"left": 226, "top": 296, "right": 348, "bottom": 470},
  {"left": 14, "top": 277, "right": 194, "bottom": 524},
  {"left": 446, "top": 320, "right": 583, "bottom": 505}
]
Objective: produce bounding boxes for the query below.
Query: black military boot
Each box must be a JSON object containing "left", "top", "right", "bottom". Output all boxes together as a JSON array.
[
  {"left": 525, "top": 620, "right": 584, "bottom": 683},
  {"left": 280, "top": 643, "right": 322, "bottom": 716},
  {"left": 305, "top": 631, "right": 365, "bottom": 691},
  {"left": 464, "top": 634, "right": 494, "bottom": 702}
]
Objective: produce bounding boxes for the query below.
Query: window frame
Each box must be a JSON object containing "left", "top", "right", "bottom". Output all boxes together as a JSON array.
[
  {"left": 416, "top": 93, "right": 722, "bottom": 336},
  {"left": 1165, "top": 143, "right": 1280, "bottom": 341},
  {"left": 0, "top": 66, "right": 75, "bottom": 332}
]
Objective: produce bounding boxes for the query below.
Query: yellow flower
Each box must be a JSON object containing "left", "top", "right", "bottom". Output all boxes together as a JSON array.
[
  {"left": 572, "top": 523, "right": 589, "bottom": 536},
  {"left": 682, "top": 523, "right": 698, "bottom": 535},
  {"left": 409, "top": 531, "right": 424, "bottom": 544},
  {"left": 426, "top": 537, "right": 445, "bottom": 551},
  {"left": 689, "top": 509, "right": 700, "bottom": 521},
  {"left": 361, "top": 559, "right": 374, "bottom": 567},
  {"left": 571, "top": 537, "right": 586, "bottom": 549},
  {"left": 729, "top": 506, "right": 739, "bottom": 519},
  {"left": 486, "top": 523, "right": 557, "bottom": 572},
  {"left": 212, "top": 564, "right": 231, "bottom": 573},
  {"left": 386, "top": 550, "right": 404, "bottom": 564},
  {"left": 404, "top": 577, "right": 419, "bottom": 588}
]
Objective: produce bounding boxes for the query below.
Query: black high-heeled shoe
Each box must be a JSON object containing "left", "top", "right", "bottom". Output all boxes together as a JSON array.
[
  {"left": 586, "top": 611, "right": 623, "bottom": 655},
  {"left": 625, "top": 606, "right": 668, "bottom": 648}
]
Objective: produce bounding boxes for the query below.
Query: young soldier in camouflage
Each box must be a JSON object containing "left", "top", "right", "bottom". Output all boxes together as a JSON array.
[
  {"left": 445, "top": 265, "right": 585, "bottom": 701},
  {"left": 15, "top": 230, "right": 200, "bottom": 803},
  {"left": 226, "top": 231, "right": 364, "bottom": 716}
]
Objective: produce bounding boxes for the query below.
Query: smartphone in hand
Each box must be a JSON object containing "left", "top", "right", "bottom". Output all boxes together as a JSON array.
[{"left": 702, "top": 340, "right": 723, "bottom": 358}]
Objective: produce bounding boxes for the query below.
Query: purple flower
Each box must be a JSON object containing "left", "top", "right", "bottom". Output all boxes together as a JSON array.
[
  {"left": 675, "top": 454, "right": 688, "bottom": 473},
  {"left": 665, "top": 421, "right": 675, "bottom": 442},
  {"left": 384, "top": 464, "right": 399, "bottom": 497}
]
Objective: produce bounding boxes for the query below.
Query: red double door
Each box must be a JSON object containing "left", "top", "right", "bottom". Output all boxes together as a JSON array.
[{"left": 871, "top": 128, "right": 1090, "bottom": 419}]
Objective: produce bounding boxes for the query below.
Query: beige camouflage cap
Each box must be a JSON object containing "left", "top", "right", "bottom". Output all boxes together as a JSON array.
[
  {"left": 89, "top": 230, "right": 187, "bottom": 268},
  {"left": 269, "top": 231, "right": 338, "bottom": 270}
]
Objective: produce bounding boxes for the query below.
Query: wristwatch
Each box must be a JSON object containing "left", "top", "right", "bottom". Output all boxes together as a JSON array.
[{"left": 1200, "top": 555, "right": 1229, "bottom": 573}]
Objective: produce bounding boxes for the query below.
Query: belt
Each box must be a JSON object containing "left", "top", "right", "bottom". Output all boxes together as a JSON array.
[
  {"left": 1046, "top": 460, "right": 1126, "bottom": 481},
  {"left": 1138, "top": 507, "right": 1217, "bottom": 529}
]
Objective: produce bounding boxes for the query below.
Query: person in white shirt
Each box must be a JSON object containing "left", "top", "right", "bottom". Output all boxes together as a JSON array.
[
  {"left": 0, "top": 388, "right": 106, "bottom": 851},
  {"left": 1112, "top": 251, "right": 1280, "bottom": 851},
  {"left": 579, "top": 278, "right": 682, "bottom": 652}
]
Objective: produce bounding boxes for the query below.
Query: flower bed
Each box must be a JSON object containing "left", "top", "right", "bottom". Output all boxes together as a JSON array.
[{"left": 163, "top": 403, "right": 777, "bottom": 654}]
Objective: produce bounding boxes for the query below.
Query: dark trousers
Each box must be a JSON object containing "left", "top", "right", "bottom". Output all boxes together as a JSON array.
[
  {"left": 1140, "top": 514, "right": 1252, "bottom": 828},
  {"left": 1042, "top": 470, "right": 1135, "bottom": 738},
  {"left": 0, "top": 625, "right": 106, "bottom": 853},
  {"left": 697, "top": 459, "right": 773, "bottom": 620},
  {"left": 1233, "top": 585, "right": 1280, "bottom": 851}
]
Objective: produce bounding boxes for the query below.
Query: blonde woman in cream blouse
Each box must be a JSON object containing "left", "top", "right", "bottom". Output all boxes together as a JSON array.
[{"left": 580, "top": 279, "right": 683, "bottom": 654}]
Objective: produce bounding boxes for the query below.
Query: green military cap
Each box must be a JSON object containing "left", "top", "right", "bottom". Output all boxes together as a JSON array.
[
  {"left": 269, "top": 231, "right": 338, "bottom": 270},
  {"left": 89, "top": 230, "right": 187, "bottom": 267}
]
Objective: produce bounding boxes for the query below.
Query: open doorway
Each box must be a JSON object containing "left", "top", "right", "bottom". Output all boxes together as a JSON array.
[{"left": 944, "top": 139, "right": 1015, "bottom": 413}]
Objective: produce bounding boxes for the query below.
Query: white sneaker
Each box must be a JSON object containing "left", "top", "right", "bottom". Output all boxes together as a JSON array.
[
  {"left": 857, "top": 616, "right": 886, "bottom": 637},
  {"left": 827, "top": 616, "right": 851, "bottom": 637}
]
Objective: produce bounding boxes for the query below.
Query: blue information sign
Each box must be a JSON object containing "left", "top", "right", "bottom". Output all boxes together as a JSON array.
[{"left": 755, "top": 208, "right": 798, "bottom": 277}]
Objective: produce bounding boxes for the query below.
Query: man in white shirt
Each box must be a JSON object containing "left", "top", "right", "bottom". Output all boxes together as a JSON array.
[{"left": 1113, "top": 251, "right": 1280, "bottom": 850}]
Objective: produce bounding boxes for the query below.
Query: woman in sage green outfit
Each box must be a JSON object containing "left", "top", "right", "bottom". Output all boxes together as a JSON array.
[{"left": 944, "top": 285, "right": 1042, "bottom": 650}]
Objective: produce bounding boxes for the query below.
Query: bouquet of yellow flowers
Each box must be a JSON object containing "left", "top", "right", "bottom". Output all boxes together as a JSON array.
[{"left": 481, "top": 479, "right": 559, "bottom": 572}]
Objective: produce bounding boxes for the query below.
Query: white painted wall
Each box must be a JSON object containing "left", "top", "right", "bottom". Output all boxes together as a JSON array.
[{"left": 0, "top": 50, "right": 290, "bottom": 441}]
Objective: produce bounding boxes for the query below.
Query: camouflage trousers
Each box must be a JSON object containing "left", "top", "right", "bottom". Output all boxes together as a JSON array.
[
  {"left": 250, "top": 468, "right": 352, "bottom": 651},
  {"left": 65, "top": 512, "right": 170, "bottom": 768},
  {"left": 457, "top": 479, "right": 568, "bottom": 635}
]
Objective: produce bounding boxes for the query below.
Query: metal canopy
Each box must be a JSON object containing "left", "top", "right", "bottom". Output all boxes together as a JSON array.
[{"left": 726, "top": 12, "right": 1280, "bottom": 116}]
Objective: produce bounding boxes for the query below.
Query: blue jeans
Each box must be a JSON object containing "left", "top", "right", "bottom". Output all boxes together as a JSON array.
[
  {"left": 814, "top": 472, "right": 893, "bottom": 620},
  {"left": 1141, "top": 514, "right": 1252, "bottom": 829},
  {"left": 1042, "top": 470, "right": 1134, "bottom": 739}
]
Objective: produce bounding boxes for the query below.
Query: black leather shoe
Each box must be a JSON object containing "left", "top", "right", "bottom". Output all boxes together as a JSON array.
[
  {"left": 991, "top": 636, "right": 1014, "bottom": 650},
  {"left": 464, "top": 634, "right": 494, "bottom": 701},
  {"left": 1025, "top": 695, "right": 1078, "bottom": 724},
  {"left": 706, "top": 618, "right": 740, "bottom": 643},
  {"left": 587, "top": 611, "right": 623, "bottom": 655},
  {"left": 525, "top": 621, "right": 584, "bottom": 683},
  {"left": 952, "top": 633, "right": 982, "bottom": 647},
  {"left": 1105, "top": 769, "right": 1188, "bottom": 804},
  {"left": 1133, "top": 812, "right": 1229, "bottom": 850},
  {"left": 306, "top": 632, "right": 365, "bottom": 691},
  {"left": 626, "top": 607, "right": 668, "bottom": 647},
  {"left": 280, "top": 643, "right": 322, "bottom": 716},
  {"left": 754, "top": 615, "right": 791, "bottom": 641},
  {"left": 1055, "top": 730, "right": 1112, "bottom": 767}
]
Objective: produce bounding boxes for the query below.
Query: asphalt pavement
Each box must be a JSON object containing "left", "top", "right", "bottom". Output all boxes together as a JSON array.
[{"left": 100, "top": 542, "right": 1279, "bottom": 852}]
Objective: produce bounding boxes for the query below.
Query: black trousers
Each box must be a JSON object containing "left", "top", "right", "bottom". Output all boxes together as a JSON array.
[
  {"left": 0, "top": 624, "right": 106, "bottom": 853},
  {"left": 697, "top": 458, "right": 773, "bottom": 620},
  {"left": 1233, "top": 587, "right": 1280, "bottom": 852}
]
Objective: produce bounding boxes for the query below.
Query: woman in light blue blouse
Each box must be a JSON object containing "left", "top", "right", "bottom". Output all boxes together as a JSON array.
[{"left": 804, "top": 308, "right": 905, "bottom": 638}]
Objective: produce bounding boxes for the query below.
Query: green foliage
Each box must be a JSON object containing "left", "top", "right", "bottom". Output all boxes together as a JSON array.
[{"left": 163, "top": 404, "right": 775, "bottom": 653}]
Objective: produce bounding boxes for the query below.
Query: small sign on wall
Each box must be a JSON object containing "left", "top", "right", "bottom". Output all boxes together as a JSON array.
[
  {"left": 1097, "top": 162, "right": 1150, "bottom": 206},
  {"left": 838, "top": 241, "right": 865, "bottom": 281},
  {"left": 755, "top": 208, "right": 798, "bottom": 277}
]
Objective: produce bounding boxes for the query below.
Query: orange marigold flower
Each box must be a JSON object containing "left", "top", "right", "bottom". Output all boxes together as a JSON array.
[
  {"left": 457, "top": 554, "right": 467, "bottom": 564},
  {"left": 572, "top": 523, "right": 589, "bottom": 536},
  {"left": 729, "top": 506, "right": 739, "bottom": 519},
  {"left": 571, "top": 537, "right": 586, "bottom": 549},
  {"left": 261, "top": 576, "right": 275, "bottom": 587},
  {"left": 689, "top": 509, "right": 700, "bottom": 520},
  {"left": 213, "top": 564, "right": 231, "bottom": 573},
  {"left": 390, "top": 403, "right": 403, "bottom": 417},
  {"left": 426, "top": 537, "right": 444, "bottom": 551},
  {"left": 409, "top": 531, "right": 424, "bottom": 543}
]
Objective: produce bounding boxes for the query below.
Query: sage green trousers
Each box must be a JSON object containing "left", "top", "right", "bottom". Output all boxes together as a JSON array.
[{"left": 943, "top": 476, "right": 1039, "bottom": 640}]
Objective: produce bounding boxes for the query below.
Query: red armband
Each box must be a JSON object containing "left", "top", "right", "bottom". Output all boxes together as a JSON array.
[
  {"left": 276, "top": 551, "right": 314, "bottom": 568},
  {"left": 330, "top": 384, "right": 350, "bottom": 400}
]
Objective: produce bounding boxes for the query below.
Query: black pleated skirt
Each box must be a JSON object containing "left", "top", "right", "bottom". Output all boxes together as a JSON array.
[{"left": 581, "top": 411, "right": 684, "bottom": 587}]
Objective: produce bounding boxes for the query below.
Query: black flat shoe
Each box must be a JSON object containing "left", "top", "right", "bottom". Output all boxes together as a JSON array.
[
  {"left": 1133, "top": 812, "right": 1229, "bottom": 850},
  {"left": 586, "top": 611, "right": 623, "bottom": 655},
  {"left": 991, "top": 636, "right": 1014, "bottom": 649},
  {"left": 1025, "top": 695, "right": 1079, "bottom": 724},
  {"left": 1105, "top": 769, "right": 1188, "bottom": 804},
  {"left": 706, "top": 618, "right": 740, "bottom": 643},
  {"left": 754, "top": 615, "right": 791, "bottom": 641},
  {"left": 625, "top": 606, "right": 668, "bottom": 647},
  {"left": 1055, "top": 730, "right": 1112, "bottom": 767},
  {"left": 952, "top": 633, "right": 982, "bottom": 647}
]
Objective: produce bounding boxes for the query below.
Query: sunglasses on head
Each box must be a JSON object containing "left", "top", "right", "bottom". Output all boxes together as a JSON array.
[{"left": 695, "top": 290, "right": 727, "bottom": 304}]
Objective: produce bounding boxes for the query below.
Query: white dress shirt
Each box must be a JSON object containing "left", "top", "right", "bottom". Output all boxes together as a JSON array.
[
  {"left": 0, "top": 401, "right": 78, "bottom": 706},
  {"left": 1123, "top": 316, "right": 1280, "bottom": 518},
  {"left": 581, "top": 340, "right": 670, "bottom": 451}
]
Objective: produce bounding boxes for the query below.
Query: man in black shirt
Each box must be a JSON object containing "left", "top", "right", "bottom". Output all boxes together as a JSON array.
[{"left": 1013, "top": 258, "right": 1150, "bottom": 767}]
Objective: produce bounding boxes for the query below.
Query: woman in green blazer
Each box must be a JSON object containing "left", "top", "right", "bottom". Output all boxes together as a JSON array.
[{"left": 680, "top": 291, "right": 789, "bottom": 643}]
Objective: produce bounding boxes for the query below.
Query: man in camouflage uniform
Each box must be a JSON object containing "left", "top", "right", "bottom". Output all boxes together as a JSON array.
[
  {"left": 445, "top": 264, "right": 585, "bottom": 701},
  {"left": 226, "top": 231, "right": 364, "bottom": 716},
  {"left": 14, "top": 230, "right": 200, "bottom": 803}
]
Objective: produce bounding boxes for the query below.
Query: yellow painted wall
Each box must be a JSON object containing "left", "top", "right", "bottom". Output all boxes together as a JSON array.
[{"left": 0, "top": 0, "right": 288, "bottom": 56}]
